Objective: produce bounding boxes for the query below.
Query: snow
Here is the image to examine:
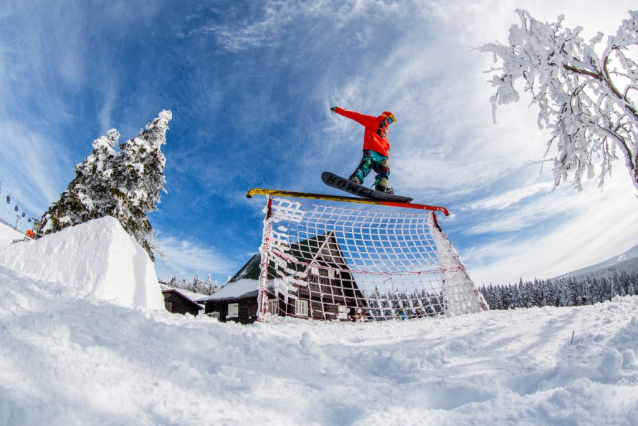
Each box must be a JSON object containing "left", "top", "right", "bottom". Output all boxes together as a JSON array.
[
  {"left": 197, "top": 278, "right": 260, "bottom": 301},
  {"left": 0, "top": 220, "right": 637, "bottom": 425},
  {"left": 0, "top": 217, "right": 164, "bottom": 310},
  {"left": 159, "top": 284, "right": 205, "bottom": 303}
]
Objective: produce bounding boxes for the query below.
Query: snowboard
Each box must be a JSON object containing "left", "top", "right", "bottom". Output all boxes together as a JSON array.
[{"left": 321, "top": 171, "right": 413, "bottom": 203}]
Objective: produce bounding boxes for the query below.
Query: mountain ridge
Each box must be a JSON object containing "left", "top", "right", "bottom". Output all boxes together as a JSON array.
[{"left": 558, "top": 243, "right": 638, "bottom": 278}]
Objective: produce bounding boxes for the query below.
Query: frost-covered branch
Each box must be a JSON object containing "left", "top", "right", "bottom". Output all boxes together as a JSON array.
[{"left": 480, "top": 9, "right": 638, "bottom": 193}]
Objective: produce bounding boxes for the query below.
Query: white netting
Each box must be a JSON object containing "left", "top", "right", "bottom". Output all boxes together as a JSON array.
[{"left": 258, "top": 197, "right": 488, "bottom": 322}]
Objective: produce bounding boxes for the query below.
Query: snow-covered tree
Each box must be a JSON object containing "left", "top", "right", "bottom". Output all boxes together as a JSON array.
[
  {"left": 111, "top": 110, "right": 172, "bottom": 261},
  {"left": 481, "top": 10, "right": 638, "bottom": 192},
  {"left": 206, "top": 274, "right": 220, "bottom": 294},
  {"left": 192, "top": 272, "right": 204, "bottom": 293},
  {"left": 169, "top": 276, "right": 178, "bottom": 288},
  {"left": 34, "top": 129, "right": 121, "bottom": 236},
  {"left": 35, "top": 111, "right": 172, "bottom": 261}
]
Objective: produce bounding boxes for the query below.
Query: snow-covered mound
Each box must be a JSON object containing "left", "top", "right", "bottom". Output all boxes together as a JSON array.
[
  {"left": 0, "top": 217, "right": 163, "bottom": 309},
  {"left": 0, "top": 219, "right": 636, "bottom": 424},
  {"left": 1, "top": 256, "right": 637, "bottom": 425}
]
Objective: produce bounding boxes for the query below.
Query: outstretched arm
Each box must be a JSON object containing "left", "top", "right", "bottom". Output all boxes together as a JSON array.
[{"left": 331, "top": 107, "right": 376, "bottom": 128}]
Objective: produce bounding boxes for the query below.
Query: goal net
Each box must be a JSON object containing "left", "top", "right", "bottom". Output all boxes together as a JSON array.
[{"left": 257, "top": 196, "right": 488, "bottom": 322}]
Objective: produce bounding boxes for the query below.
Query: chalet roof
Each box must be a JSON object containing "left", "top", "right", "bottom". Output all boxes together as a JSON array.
[
  {"left": 197, "top": 232, "right": 348, "bottom": 303},
  {"left": 225, "top": 233, "right": 331, "bottom": 283},
  {"left": 227, "top": 254, "right": 261, "bottom": 282},
  {"left": 196, "top": 278, "right": 264, "bottom": 302},
  {"left": 161, "top": 289, "right": 204, "bottom": 310}
]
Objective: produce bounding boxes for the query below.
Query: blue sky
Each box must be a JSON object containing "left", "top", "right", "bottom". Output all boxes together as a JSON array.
[{"left": 1, "top": 0, "right": 637, "bottom": 285}]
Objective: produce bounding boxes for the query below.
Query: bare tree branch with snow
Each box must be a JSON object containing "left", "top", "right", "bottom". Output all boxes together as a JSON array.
[{"left": 481, "top": 9, "right": 638, "bottom": 192}]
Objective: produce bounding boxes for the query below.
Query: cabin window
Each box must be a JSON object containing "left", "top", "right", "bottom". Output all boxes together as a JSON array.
[
  {"left": 228, "top": 303, "right": 239, "bottom": 318},
  {"left": 337, "top": 304, "right": 348, "bottom": 320},
  {"left": 310, "top": 266, "right": 319, "bottom": 275},
  {"left": 267, "top": 299, "right": 277, "bottom": 315},
  {"left": 328, "top": 269, "right": 336, "bottom": 279},
  {"left": 296, "top": 299, "right": 309, "bottom": 317}
]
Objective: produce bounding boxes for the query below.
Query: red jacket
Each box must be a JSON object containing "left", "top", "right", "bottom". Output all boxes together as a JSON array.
[{"left": 334, "top": 107, "right": 391, "bottom": 157}]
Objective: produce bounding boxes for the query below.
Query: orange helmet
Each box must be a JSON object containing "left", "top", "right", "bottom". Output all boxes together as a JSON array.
[{"left": 381, "top": 111, "right": 396, "bottom": 124}]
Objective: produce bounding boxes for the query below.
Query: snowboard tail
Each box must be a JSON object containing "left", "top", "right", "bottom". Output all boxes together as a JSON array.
[{"left": 321, "top": 171, "right": 413, "bottom": 203}]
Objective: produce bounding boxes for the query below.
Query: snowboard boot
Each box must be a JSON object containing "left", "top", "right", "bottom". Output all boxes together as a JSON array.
[
  {"left": 348, "top": 176, "right": 363, "bottom": 185},
  {"left": 375, "top": 178, "right": 394, "bottom": 195},
  {"left": 376, "top": 186, "right": 394, "bottom": 195}
]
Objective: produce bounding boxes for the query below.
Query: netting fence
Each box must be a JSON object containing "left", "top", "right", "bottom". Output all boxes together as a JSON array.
[{"left": 257, "top": 196, "right": 488, "bottom": 322}]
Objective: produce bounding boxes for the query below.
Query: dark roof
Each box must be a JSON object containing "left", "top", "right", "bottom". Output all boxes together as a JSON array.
[
  {"left": 199, "top": 232, "right": 342, "bottom": 303},
  {"left": 228, "top": 233, "right": 332, "bottom": 283},
  {"left": 228, "top": 254, "right": 261, "bottom": 282}
]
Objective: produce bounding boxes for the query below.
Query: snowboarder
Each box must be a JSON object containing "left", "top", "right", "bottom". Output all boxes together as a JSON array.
[{"left": 330, "top": 106, "right": 397, "bottom": 194}]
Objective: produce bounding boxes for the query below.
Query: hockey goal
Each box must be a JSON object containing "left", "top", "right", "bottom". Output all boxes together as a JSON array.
[{"left": 254, "top": 193, "right": 488, "bottom": 322}]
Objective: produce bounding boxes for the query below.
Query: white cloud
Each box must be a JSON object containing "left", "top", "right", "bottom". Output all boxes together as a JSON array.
[
  {"left": 0, "top": 121, "right": 71, "bottom": 213},
  {"left": 462, "top": 182, "right": 553, "bottom": 212},
  {"left": 464, "top": 175, "right": 638, "bottom": 284},
  {"left": 154, "top": 236, "right": 236, "bottom": 281}
]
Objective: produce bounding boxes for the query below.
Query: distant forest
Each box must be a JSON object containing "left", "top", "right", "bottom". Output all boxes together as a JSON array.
[
  {"left": 162, "top": 273, "right": 221, "bottom": 296},
  {"left": 479, "top": 257, "right": 638, "bottom": 310}
]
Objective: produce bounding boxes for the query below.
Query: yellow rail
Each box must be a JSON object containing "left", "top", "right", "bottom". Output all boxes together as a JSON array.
[{"left": 246, "top": 188, "right": 450, "bottom": 215}]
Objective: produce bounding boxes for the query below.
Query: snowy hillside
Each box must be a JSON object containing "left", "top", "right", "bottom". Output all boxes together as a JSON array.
[
  {"left": 560, "top": 244, "right": 638, "bottom": 278},
  {"left": 0, "top": 221, "right": 637, "bottom": 425}
]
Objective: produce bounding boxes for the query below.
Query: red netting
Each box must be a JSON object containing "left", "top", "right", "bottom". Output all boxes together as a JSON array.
[{"left": 258, "top": 197, "right": 488, "bottom": 322}]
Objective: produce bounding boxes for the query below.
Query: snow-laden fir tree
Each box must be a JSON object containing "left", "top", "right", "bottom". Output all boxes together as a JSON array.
[
  {"left": 33, "top": 129, "right": 121, "bottom": 235},
  {"left": 35, "top": 110, "right": 172, "bottom": 261},
  {"left": 34, "top": 129, "right": 120, "bottom": 234},
  {"left": 481, "top": 10, "right": 638, "bottom": 192},
  {"left": 206, "top": 274, "right": 220, "bottom": 293}
]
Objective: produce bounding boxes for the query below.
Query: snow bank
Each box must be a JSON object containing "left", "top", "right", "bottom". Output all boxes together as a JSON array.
[
  {"left": 1, "top": 226, "right": 637, "bottom": 424},
  {"left": 1, "top": 260, "right": 637, "bottom": 426},
  {"left": 0, "top": 217, "right": 163, "bottom": 309}
]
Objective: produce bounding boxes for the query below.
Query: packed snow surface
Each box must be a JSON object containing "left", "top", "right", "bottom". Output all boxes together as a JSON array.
[
  {"left": 0, "top": 222, "right": 637, "bottom": 425},
  {"left": 0, "top": 217, "right": 163, "bottom": 309}
]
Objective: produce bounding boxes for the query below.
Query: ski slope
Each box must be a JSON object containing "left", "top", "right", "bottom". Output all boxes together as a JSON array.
[{"left": 0, "top": 221, "right": 636, "bottom": 425}]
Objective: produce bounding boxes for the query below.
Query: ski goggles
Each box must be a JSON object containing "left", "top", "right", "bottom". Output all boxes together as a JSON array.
[{"left": 383, "top": 113, "right": 396, "bottom": 124}]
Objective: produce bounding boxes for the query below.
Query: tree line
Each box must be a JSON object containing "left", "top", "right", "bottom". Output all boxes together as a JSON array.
[
  {"left": 478, "top": 258, "right": 638, "bottom": 310},
  {"left": 162, "top": 272, "right": 221, "bottom": 296}
]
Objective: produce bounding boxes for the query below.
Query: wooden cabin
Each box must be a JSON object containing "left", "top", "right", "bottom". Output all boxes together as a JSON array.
[
  {"left": 162, "top": 289, "right": 204, "bottom": 316},
  {"left": 197, "top": 232, "right": 366, "bottom": 324}
]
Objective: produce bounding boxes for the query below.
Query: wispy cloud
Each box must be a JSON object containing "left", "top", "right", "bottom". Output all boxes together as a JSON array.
[
  {"left": 154, "top": 236, "right": 237, "bottom": 281},
  {"left": 464, "top": 176, "right": 638, "bottom": 284},
  {"left": 461, "top": 182, "right": 553, "bottom": 212}
]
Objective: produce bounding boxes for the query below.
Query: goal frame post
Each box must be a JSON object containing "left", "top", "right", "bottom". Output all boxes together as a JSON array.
[{"left": 246, "top": 188, "right": 450, "bottom": 216}]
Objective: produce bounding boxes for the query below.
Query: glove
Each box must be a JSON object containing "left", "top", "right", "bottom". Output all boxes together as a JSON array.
[{"left": 330, "top": 106, "right": 338, "bottom": 112}]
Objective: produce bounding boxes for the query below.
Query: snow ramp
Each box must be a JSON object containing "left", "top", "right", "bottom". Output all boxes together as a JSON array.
[{"left": 0, "top": 216, "right": 164, "bottom": 309}]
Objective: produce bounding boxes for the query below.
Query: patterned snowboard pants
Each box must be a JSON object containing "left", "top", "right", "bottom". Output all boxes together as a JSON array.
[{"left": 349, "top": 150, "right": 391, "bottom": 191}]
